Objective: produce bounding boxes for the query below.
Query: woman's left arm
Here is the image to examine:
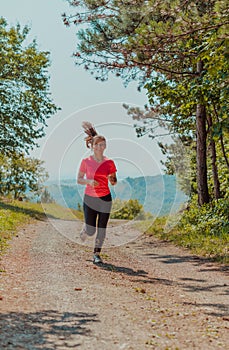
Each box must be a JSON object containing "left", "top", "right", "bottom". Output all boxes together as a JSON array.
[{"left": 108, "top": 172, "right": 117, "bottom": 185}]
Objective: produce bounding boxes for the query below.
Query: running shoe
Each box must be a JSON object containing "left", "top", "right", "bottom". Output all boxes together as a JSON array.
[{"left": 93, "top": 254, "right": 103, "bottom": 264}]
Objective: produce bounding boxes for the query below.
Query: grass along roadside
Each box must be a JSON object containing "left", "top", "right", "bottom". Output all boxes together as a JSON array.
[
  {"left": 0, "top": 199, "right": 82, "bottom": 259},
  {"left": 139, "top": 215, "right": 229, "bottom": 265}
]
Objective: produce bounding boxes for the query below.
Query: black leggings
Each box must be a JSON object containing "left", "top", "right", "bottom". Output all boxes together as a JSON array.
[{"left": 83, "top": 193, "right": 112, "bottom": 252}]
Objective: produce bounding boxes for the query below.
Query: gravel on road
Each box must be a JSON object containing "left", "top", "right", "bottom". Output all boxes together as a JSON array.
[{"left": 0, "top": 218, "right": 228, "bottom": 349}]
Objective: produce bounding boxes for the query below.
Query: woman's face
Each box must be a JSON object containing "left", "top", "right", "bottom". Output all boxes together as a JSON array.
[{"left": 92, "top": 139, "right": 106, "bottom": 154}]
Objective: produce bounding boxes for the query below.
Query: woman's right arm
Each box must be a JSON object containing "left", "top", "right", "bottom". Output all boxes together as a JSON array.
[{"left": 77, "top": 171, "right": 98, "bottom": 186}]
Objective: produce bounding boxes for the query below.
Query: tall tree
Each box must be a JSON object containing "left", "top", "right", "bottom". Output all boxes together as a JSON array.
[
  {"left": 0, "top": 18, "right": 59, "bottom": 155},
  {"left": 63, "top": 0, "right": 229, "bottom": 205},
  {"left": 0, "top": 153, "right": 48, "bottom": 200}
]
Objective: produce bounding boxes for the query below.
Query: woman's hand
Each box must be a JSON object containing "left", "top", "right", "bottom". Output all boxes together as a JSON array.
[
  {"left": 88, "top": 179, "right": 99, "bottom": 187},
  {"left": 77, "top": 171, "right": 98, "bottom": 187},
  {"left": 108, "top": 173, "right": 117, "bottom": 185}
]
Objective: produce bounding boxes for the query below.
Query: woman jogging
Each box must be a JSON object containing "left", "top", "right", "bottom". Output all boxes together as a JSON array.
[{"left": 77, "top": 122, "right": 117, "bottom": 264}]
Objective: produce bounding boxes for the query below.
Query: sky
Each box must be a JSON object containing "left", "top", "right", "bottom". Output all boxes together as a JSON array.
[{"left": 1, "top": 0, "right": 171, "bottom": 181}]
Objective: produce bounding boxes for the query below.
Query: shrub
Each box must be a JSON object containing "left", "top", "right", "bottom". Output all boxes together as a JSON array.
[{"left": 111, "top": 198, "right": 152, "bottom": 220}]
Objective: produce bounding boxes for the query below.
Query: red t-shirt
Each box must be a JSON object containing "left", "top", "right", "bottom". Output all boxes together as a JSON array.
[{"left": 79, "top": 156, "right": 117, "bottom": 197}]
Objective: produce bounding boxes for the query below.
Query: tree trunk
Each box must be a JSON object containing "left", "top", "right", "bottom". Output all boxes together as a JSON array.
[
  {"left": 213, "top": 104, "right": 229, "bottom": 170},
  {"left": 219, "top": 133, "right": 229, "bottom": 170},
  {"left": 210, "top": 139, "right": 221, "bottom": 199},
  {"left": 208, "top": 115, "right": 221, "bottom": 199},
  {"left": 196, "top": 61, "right": 209, "bottom": 205}
]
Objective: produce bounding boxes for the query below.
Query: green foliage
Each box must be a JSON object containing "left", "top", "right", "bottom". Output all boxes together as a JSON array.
[
  {"left": 146, "top": 198, "right": 229, "bottom": 263},
  {"left": 110, "top": 198, "right": 152, "bottom": 220},
  {"left": 176, "top": 198, "right": 229, "bottom": 263},
  {"left": 0, "top": 153, "right": 48, "bottom": 199},
  {"left": 0, "top": 17, "right": 59, "bottom": 155},
  {"left": 207, "top": 133, "right": 229, "bottom": 199},
  {"left": 63, "top": 0, "right": 228, "bottom": 82},
  {"left": 180, "top": 198, "right": 229, "bottom": 237}
]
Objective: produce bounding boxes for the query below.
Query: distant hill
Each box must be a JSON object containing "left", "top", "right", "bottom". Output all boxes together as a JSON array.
[{"left": 46, "top": 175, "right": 188, "bottom": 216}]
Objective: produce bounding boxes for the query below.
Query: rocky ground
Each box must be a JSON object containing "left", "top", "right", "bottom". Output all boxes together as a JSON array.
[{"left": 0, "top": 218, "right": 228, "bottom": 349}]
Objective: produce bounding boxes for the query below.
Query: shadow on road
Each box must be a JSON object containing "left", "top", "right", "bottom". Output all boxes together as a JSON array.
[
  {"left": 182, "top": 301, "right": 229, "bottom": 318},
  {"left": 0, "top": 310, "right": 99, "bottom": 349},
  {"left": 97, "top": 262, "right": 148, "bottom": 277},
  {"left": 94, "top": 258, "right": 229, "bottom": 319},
  {"left": 137, "top": 238, "right": 228, "bottom": 271}
]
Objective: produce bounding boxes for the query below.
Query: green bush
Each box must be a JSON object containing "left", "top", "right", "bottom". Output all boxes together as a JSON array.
[
  {"left": 111, "top": 198, "right": 152, "bottom": 220},
  {"left": 145, "top": 198, "right": 229, "bottom": 263},
  {"left": 180, "top": 198, "right": 229, "bottom": 236}
]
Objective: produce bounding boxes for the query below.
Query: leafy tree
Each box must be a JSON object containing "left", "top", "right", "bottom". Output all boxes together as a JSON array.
[
  {"left": 0, "top": 153, "right": 48, "bottom": 199},
  {"left": 63, "top": 0, "right": 229, "bottom": 205},
  {"left": 0, "top": 17, "right": 59, "bottom": 155}
]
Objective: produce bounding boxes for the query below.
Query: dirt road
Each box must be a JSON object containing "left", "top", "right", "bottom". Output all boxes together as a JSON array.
[{"left": 0, "top": 218, "right": 228, "bottom": 349}]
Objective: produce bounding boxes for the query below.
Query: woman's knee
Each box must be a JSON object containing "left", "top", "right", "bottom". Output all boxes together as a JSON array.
[{"left": 85, "top": 224, "right": 96, "bottom": 236}]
